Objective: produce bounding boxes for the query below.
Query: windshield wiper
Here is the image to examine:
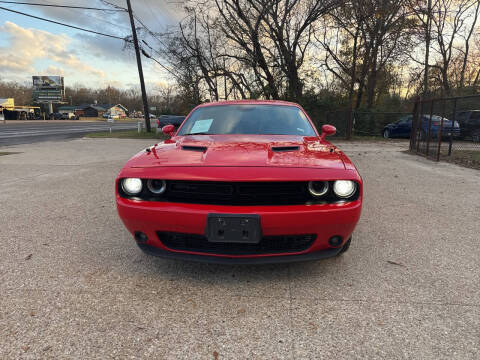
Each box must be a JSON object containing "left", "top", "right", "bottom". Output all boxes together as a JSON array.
[{"left": 184, "top": 132, "right": 211, "bottom": 135}]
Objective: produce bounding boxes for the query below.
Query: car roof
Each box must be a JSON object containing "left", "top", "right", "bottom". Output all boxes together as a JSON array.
[{"left": 194, "top": 99, "right": 301, "bottom": 109}]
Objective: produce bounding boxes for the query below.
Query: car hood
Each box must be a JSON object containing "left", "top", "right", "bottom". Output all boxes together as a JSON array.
[{"left": 127, "top": 135, "right": 346, "bottom": 169}]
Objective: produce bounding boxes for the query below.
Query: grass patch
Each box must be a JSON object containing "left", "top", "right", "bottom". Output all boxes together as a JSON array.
[
  {"left": 441, "top": 150, "right": 480, "bottom": 170},
  {"left": 350, "top": 135, "right": 388, "bottom": 141},
  {"left": 0, "top": 152, "right": 20, "bottom": 156},
  {"left": 80, "top": 117, "right": 141, "bottom": 122},
  {"left": 332, "top": 135, "right": 408, "bottom": 142},
  {"left": 409, "top": 147, "right": 480, "bottom": 170},
  {"left": 85, "top": 130, "right": 168, "bottom": 140}
]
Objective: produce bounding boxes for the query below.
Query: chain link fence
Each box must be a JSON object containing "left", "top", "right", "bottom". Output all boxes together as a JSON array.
[
  {"left": 409, "top": 94, "right": 480, "bottom": 168},
  {"left": 321, "top": 110, "right": 411, "bottom": 138}
]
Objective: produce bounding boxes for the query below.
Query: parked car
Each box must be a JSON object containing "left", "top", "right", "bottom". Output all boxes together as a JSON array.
[
  {"left": 383, "top": 114, "right": 460, "bottom": 139},
  {"left": 60, "top": 112, "right": 77, "bottom": 120},
  {"left": 50, "top": 112, "right": 63, "bottom": 120},
  {"left": 157, "top": 115, "right": 186, "bottom": 130},
  {"left": 116, "top": 100, "right": 363, "bottom": 263},
  {"left": 455, "top": 110, "right": 480, "bottom": 142}
]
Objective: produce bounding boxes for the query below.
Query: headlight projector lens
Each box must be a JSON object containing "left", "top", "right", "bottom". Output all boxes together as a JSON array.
[
  {"left": 308, "top": 181, "right": 329, "bottom": 197},
  {"left": 333, "top": 180, "right": 356, "bottom": 198},
  {"left": 122, "top": 178, "right": 143, "bottom": 195},
  {"left": 147, "top": 179, "right": 167, "bottom": 194}
]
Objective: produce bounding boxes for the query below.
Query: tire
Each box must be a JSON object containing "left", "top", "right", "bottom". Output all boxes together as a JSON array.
[
  {"left": 337, "top": 237, "right": 351, "bottom": 256},
  {"left": 383, "top": 129, "right": 390, "bottom": 139}
]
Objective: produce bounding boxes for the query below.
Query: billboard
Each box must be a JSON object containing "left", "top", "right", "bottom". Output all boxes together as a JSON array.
[{"left": 32, "top": 76, "right": 65, "bottom": 103}]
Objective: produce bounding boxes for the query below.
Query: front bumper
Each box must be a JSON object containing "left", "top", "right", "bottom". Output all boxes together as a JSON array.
[
  {"left": 137, "top": 243, "right": 342, "bottom": 264},
  {"left": 116, "top": 197, "right": 362, "bottom": 263}
]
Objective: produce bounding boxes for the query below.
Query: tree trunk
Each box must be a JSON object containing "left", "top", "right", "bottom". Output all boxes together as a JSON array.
[{"left": 423, "top": 0, "right": 432, "bottom": 96}]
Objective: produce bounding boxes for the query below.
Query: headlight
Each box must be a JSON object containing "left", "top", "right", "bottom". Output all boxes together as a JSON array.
[
  {"left": 147, "top": 179, "right": 167, "bottom": 194},
  {"left": 308, "top": 181, "right": 329, "bottom": 197},
  {"left": 333, "top": 180, "right": 356, "bottom": 198},
  {"left": 121, "top": 178, "right": 143, "bottom": 195}
]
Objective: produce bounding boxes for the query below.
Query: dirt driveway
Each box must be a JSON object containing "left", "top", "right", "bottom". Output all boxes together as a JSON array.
[{"left": 0, "top": 138, "right": 478, "bottom": 359}]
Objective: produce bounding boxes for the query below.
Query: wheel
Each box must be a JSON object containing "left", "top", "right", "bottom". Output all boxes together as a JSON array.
[
  {"left": 383, "top": 129, "right": 390, "bottom": 139},
  {"left": 337, "top": 237, "right": 351, "bottom": 256}
]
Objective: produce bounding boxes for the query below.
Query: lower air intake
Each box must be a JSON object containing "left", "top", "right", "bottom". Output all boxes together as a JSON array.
[{"left": 157, "top": 232, "right": 316, "bottom": 255}]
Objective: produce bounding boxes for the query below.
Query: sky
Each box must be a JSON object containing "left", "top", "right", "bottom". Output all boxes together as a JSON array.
[{"left": 0, "top": 0, "right": 183, "bottom": 90}]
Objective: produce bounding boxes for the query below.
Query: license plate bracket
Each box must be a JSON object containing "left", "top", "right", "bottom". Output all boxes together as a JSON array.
[{"left": 206, "top": 214, "right": 261, "bottom": 243}]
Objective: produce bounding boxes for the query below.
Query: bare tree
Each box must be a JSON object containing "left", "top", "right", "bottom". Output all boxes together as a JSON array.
[
  {"left": 318, "top": 0, "right": 415, "bottom": 109},
  {"left": 212, "top": 0, "right": 339, "bottom": 100},
  {"left": 411, "top": 0, "right": 480, "bottom": 95},
  {"left": 459, "top": 0, "right": 480, "bottom": 88}
]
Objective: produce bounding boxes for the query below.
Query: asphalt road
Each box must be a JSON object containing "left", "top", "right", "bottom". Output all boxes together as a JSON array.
[
  {"left": 0, "top": 139, "right": 478, "bottom": 359},
  {"left": 0, "top": 121, "right": 143, "bottom": 146}
]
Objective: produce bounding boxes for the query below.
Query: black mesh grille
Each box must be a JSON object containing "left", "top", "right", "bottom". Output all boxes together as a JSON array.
[
  {"left": 118, "top": 179, "right": 360, "bottom": 205},
  {"left": 157, "top": 231, "right": 316, "bottom": 255},
  {"left": 164, "top": 181, "right": 309, "bottom": 205}
]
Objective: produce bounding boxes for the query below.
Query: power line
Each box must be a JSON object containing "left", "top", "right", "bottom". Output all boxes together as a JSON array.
[
  {"left": 140, "top": 45, "right": 180, "bottom": 80},
  {"left": 0, "top": 5, "right": 130, "bottom": 40},
  {"left": 130, "top": 12, "right": 176, "bottom": 78},
  {"left": 100, "top": 0, "right": 127, "bottom": 11},
  {"left": 37, "top": 0, "right": 132, "bottom": 32},
  {"left": 0, "top": 1, "right": 124, "bottom": 11},
  {"left": 7, "top": 0, "right": 132, "bottom": 32},
  {"left": 133, "top": 14, "right": 169, "bottom": 49},
  {"left": 141, "top": 0, "right": 163, "bottom": 27},
  {"left": 101, "top": 0, "right": 169, "bottom": 48}
]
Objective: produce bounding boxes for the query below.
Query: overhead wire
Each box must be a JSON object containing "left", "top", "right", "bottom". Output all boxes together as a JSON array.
[
  {"left": 141, "top": 0, "right": 164, "bottom": 28},
  {"left": 0, "top": 1, "right": 124, "bottom": 11},
  {"left": 0, "top": 5, "right": 131, "bottom": 40},
  {"left": 3, "top": 0, "right": 132, "bottom": 32},
  {"left": 100, "top": 0, "right": 170, "bottom": 49},
  {"left": 110, "top": 1, "right": 175, "bottom": 77},
  {"left": 1, "top": 0, "right": 175, "bottom": 79},
  {"left": 140, "top": 40, "right": 179, "bottom": 80},
  {"left": 100, "top": 0, "right": 127, "bottom": 11}
]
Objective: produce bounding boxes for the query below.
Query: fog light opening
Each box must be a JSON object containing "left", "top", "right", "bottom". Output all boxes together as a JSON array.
[
  {"left": 328, "top": 235, "right": 343, "bottom": 247},
  {"left": 134, "top": 231, "right": 148, "bottom": 244}
]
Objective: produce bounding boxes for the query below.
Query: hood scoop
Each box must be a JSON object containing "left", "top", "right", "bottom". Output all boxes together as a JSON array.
[
  {"left": 181, "top": 145, "right": 208, "bottom": 152},
  {"left": 271, "top": 145, "right": 300, "bottom": 152}
]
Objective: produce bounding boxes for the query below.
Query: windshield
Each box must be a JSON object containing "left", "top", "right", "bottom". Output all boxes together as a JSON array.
[{"left": 177, "top": 104, "right": 316, "bottom": 136}]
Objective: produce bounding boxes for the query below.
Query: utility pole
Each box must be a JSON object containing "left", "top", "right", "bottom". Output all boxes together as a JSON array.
[{"left": 126, "top": 0, "right": 151, "bottom": 132}]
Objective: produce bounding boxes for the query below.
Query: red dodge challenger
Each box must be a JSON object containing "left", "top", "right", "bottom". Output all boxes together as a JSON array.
[{"left": 116, "top": 100, "right": 362, "bottom": 263}]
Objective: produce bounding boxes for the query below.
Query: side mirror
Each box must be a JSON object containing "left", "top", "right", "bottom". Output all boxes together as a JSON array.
[
  {"left": 162, "top": 124, "right": 175, "bottom": 137},
  {"left": 320, "top": 124, "right": 336, "bottom": 141}
]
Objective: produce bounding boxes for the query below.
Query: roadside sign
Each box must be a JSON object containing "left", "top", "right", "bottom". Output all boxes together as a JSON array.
[
  {"left": 150, "top": 106, "right": 156, "bottom": 111},
  {"left": 32, "top": 76, "right": 65, "bottom": 103}
]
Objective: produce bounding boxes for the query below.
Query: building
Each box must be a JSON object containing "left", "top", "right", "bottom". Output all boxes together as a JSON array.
[
  {"left": 82, "top": 105, "right": 107, "bottom": 117},
  {"left": 57, "top": 105, "right": 82, "bottom": 117},
  {"left": 107, "top": 104, "right": 128, "bottom": 117},
  {"left": 57, "top": 103, "right": 128, "bottom": 118}
]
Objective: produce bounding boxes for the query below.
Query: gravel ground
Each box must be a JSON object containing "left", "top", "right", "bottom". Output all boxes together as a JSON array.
[{"left": 0, "top": 138, "right": 479, "bottom": 359}]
